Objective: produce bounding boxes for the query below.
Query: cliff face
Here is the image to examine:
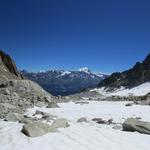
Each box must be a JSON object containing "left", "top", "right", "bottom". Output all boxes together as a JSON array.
[
  {"left": 98, "top": 53, "right": 150, "bottom": 89},
  {"left": 0, "top": 50, "right": 24, "bottom": 82}
]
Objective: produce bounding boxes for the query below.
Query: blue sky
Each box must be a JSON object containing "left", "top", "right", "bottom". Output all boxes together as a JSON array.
[{"left": 0, "top": 0, "right": 150, "bottom": 73}]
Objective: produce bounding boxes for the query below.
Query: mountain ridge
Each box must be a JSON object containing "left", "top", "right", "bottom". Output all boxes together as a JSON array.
[
  {"left": 22, "top": 68, "right": 108, "bottom": 96},
  {"left": 98, "top": 53, "right": 150, "bottom": 90}
]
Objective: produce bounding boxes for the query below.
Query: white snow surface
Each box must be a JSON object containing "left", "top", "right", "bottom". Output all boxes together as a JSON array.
[
  {"left": 78, "top": 67, "right": 90, "bottom": 73},
  {"left": 1, "top": 101, "right": 150, "bottom": 150},
  {"left": 60, "top": 71, "right": 71, "bottom": 76},
  {"left": 93, "top": 82, "right": 150, "bottom": 97}
]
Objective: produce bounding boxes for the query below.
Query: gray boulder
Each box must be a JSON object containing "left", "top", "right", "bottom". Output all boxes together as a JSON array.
[
  {"left": 92, "top": 118, "right": 107, "bottom": 124},
  {"left": 125, "top": 103, "right": 133, "bottom": 107},
  {"left": 77, "top": 117, "right": 88, "bottom": 123},
  {"left": 22, "top": 122, "right": 57, "bottom": 137},
  {"left": 112, "top": 125, "right": 122, "bottom": 130},
  {"left": 5, "top": 113, "right": 24, "bottom": 122},
  {"left": 51, "top": 118, "right": 69, "bottom": 129},
  {"left": 19, "top": 116, "right": 34, "bottom": 124},
  {"left": 46, "top": 102, "right": 59, "bottom": 108},
  {"left": 123, "top": 118, "right": 150, "bottom": 135}
]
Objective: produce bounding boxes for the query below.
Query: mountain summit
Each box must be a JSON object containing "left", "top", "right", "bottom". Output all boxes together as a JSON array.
[{"left": 99, "top": 53, "right": 150, "bottom": 89}]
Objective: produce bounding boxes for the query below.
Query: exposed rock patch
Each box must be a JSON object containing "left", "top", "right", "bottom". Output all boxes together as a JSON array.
[{"left": 122, "top": 118, "right": 150, "bottom": 135}]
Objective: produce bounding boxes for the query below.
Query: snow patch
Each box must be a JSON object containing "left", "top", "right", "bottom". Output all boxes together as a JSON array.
[{"left": 93, "top": 82, "right": 150, "bottom": 97}]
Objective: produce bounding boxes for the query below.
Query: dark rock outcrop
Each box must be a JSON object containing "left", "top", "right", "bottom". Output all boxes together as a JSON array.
[
  {"left": 0, "top": 50, "right": 24, "bottom": 82},
  {"left": 99, "top": 53, "right": 150, "bottom": 90}
]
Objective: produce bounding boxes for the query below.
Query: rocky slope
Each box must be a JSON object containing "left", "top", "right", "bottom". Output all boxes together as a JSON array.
[
  {"left": 0, "top": 50, "right": 56, "bottom": 118},
  {"left": 22, "top": 67, "right": 108, "bottom": 96},
  {"left": 98, "top": 53, "right": 150, "bottom": 90},
  {"left": 0, "top": 50, "right": 24, "bottom": 82}
]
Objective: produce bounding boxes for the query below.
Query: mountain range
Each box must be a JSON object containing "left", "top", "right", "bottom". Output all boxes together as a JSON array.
[{"left": 22, "top": 68, "right": 108, "bottom": 96}]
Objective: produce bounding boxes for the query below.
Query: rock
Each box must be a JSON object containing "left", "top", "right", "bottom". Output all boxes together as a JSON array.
[
  {"left": 0, "top": 103, "right": 24, "bottom": 119},
  {"left": 22, "top": 122, "right": 57, "bottom": 137},
  {"left": 0, "top": 88, "right": 10, "bottom": 95},
  {"left": 77, "top": 117, "right": 87, "bottom": 123},
  {"left": 75, "top": 101, "right": 89, "bottom": 105},
  {"left": 92, "top": 118, "right": 114, "bottom": 125},
  {"left": 125, "top": 103, "right": 133, "bottom": 107},
  {"left": 135, "top": 100, "right": 150, "bottom": 106},
  {"left": 122, "top": 118, "right": 150, "bottom": 135},
  {"left": 0, "top": 50, "right": 24, "bottom": 82},
  {"left": 19, "top": 116, "right": 34, "bottom": 124},
  {"left": 112, "top": 125, "right": 122, "bottom": 130},
  {"left": 92, "top": 118, "right": 107, "bottom": 124},
  {"left": 5, "top": 113, "right": 24, "bottom": 122},
  {"left": 35, "top": 102, "right": 46, "bottom": 107},
  {"left": 35, "top": 110, "right": 47, "bottom": 116},
  {"left": 42, "top": 114, "right": 57, "bottom": 121},
  {"left": 46, "top": 102, "right": 59, "bottom": 108},
  {"left": 51, "top": 118, "right": 70, "bottom": 129},
  {"left": 108, "top": 119, "right": 113, "bottom": 124}
]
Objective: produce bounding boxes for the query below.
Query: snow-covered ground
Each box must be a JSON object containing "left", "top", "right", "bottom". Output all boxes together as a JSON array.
[
  {"left": 1, "top": 101, "right": 150, "bottom": 150},
  {"left": 92, "top": 82, "right": 150, "bottom": 97}
]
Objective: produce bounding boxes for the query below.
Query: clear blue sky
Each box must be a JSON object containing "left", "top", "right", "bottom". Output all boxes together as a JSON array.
[{"left": 0, "top": 0, "right": 150, "bottom": 73}]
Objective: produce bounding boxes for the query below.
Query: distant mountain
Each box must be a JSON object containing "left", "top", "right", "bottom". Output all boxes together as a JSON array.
[
  {"left": 22, "top": 67, "right": 108, "bottom": 96},
  {"left": 98, "top": 53, "right": 150, "bottom": 90},
  {"left": 0, "top": 50, "right": 24, "bottom": 82}
]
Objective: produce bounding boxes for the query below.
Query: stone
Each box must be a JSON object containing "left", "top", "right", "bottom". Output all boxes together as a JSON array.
[
  {"left": 77, "top": 117, "right": 87, "bottom": 123},
  {"left": 108, "top": 119, "right": 113, "bottom": 124},
  {"left": 35, "top": 110, "right": 47, "bottom": 116},
  {"left": 5, "top": 113, "right": 24, "bottom": 122},
  {"left": 122, "top": 118, "right": 150, "bottom": 135},
  {"left": 112, "top": 125, "right": 122, "bottom": 130},
  {"left": 19, "top": 117, "right": 34, "bottom": 124},
  {"left": 75, "top": 101, "right": 89, "bottom": 105},
  {"left": 0, "top": 88, "right": 10, "bottom": 95},
  {"left": 125, "top": 103, "right": 133, "bottom": 107},
  {"left": 51, "top": 118, "right": 69, "bottom": 129},
  {"left": 92, "top": 118, "right": 107, "bottom": 124},
  {"left": 42, "top": 114, "right": 57, "bottom": 121},
  {"left": 46, "top": 102, "right": 59, "bottom": 108},
  {"left": 35, "top": 102, "right": 46, "bottom": 107},
  {"left": 22, "top": 122, "right": 57, "bottom": 137}
]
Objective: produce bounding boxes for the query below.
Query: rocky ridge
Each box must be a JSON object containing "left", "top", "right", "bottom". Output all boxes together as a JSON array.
[
  {"left": 0, "top": 50, "right": 56, "bottom": 118},
  {"left": 99, "top": 53, "right": 150, "bottom": 90}
]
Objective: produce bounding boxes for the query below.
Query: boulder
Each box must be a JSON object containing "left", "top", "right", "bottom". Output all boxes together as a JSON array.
[
  {"left": 19, "top": 116, "right": 34, "bottom": 124},
  {"left": 77, "top": 117, "right": 87, "bottom": 123},
  {"left": 35, "top": 102, "right": 46, "bottom": 107},
  {"left": 0, "top": 88, "right": 10, "bottom": 95},
  {"left": 125, "top": 103, "right": 133, "bottom": 107},
  {"left": 92, "top": 118, "right": 107, "bottom": 124},
  {"left": 42, "top": 114, "right": 57, "bottom": 121},
  {"left": 112, "top": 125, "right": 122, "bottom": 130},
  {"left": 122, "top": 118, "right": 150, "bottom": 135},
  {"left": 22, "top": 122, "right": 57, "bottom": 137},
  {"left": 5, "top": 113, "right": 24, "bottom": 122},
  {"left": 46, "top": 102, "right": 59, "bottom": 108},
  {"left": 35, "top": 110, "right": 47, "bottom": 116},
  {"left": 75, "top": 101, "right": 89, "bottom": 105},
  {"left": 51, "top": 118, "right": 69, "bottom": 129}
]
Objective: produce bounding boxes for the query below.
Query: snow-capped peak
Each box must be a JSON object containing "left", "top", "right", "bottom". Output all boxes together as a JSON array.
[
  {"left": 78, "top": 67, "right": 91, "bottom": 73},
  {"left": 61, "top": 71, "right": 71, "bottom": 76}
]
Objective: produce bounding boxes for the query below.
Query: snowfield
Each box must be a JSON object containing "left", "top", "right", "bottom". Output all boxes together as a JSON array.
[
  {"left": 92, "top": 82, "right": 150, "bottom": 97},
  {"left": 1, "top": 101, "right": 150, "bottom": 150}
]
